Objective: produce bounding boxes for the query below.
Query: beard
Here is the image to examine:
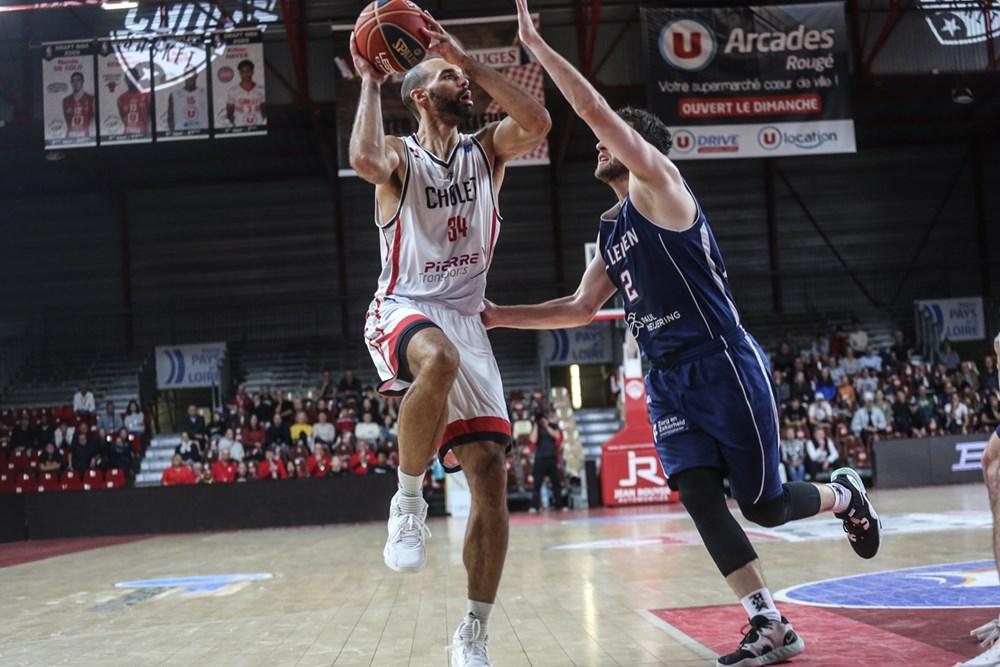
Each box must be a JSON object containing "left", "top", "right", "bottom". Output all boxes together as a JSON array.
[
  {"left": 595, "top": 156, "right": 628, "bottom": 183},
  {"left": 429, "top": 90, "right": 473, "bottom": 123}
]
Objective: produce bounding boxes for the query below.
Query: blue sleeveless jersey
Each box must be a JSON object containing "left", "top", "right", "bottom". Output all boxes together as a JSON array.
[{"left": 599, "top": 192, "right": 741, "bottom": 360}]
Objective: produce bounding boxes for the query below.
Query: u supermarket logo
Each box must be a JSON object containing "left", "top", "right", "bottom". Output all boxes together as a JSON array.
[
  {"left": 758, "top": 126, "right": 782, "bottom": 150},
  {"left": 672, "top": 129, "right": 696, "bottom": 154},
  {"left": 659, "top": 18, "right": 717, "bottom": 71}
]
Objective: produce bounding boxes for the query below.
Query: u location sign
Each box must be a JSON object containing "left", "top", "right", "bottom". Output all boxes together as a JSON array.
[
  {"left": 642, "top": 3, "right": 855, "bottom": 159},
  {"left": 155, "top": 341, "right": 226, "bottom": 389}
]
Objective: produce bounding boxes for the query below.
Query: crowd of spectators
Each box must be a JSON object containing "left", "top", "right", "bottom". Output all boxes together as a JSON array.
[
  {"left": 161, "top": 370, "right": 401, "bottom": 486},
  {"left": 771, "top": 319, "right": 999, "bottom": 482}
]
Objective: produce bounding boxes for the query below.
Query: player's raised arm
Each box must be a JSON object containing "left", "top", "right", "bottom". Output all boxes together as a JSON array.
[
  {"left": 347, "top": 32, "right": 402, "bottom": 185},
  {"left": 482, "top": 253, "right": 617, "bottom": 330},
  {"left": 513, "top": 0, "right": 694, "bottom": 227},
  {"left": 421, "top": 12, "right": 551, "bottom": 162}
]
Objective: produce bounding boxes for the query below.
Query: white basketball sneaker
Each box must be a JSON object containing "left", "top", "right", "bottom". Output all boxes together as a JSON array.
[
  {"left": 957, "top": 641, "right": 1000, "bottom": 666},
  {"left": 957, "top": 616, "right": 1000, "bottom": 667},
  {"left": 451, "top": 614, "right": 492, "bottom": 667},
  {"left": 383, "top": 490, "right": 430, "bottom": 573}
]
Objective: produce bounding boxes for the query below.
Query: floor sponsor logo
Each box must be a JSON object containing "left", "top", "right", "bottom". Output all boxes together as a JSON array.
[
  {"left": 775, "top": 560, "right": 998, "bottom": 609},
  {"left": 89, "top": 573, "right": 272, "bottom": 612}
]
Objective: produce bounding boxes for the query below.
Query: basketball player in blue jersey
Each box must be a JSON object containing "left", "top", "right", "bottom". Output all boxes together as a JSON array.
[{"left": 484, "top": 3, "right": 882, "bottom": 665}]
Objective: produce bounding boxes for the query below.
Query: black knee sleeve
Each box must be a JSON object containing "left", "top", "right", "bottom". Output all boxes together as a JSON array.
[
  {"left": 739, "top": 481, "right": 821, "bottom": 528},
  {"left": 675, "top": 467, "right": 758, "bottom": 577}
]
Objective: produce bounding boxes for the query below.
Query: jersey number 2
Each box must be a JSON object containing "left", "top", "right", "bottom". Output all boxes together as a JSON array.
[
  {"left": 620, "top": 270, "right": 640, "bottom": 303},
  {"left": 447, "top": 216, "right": 468, "bottom": 242}
]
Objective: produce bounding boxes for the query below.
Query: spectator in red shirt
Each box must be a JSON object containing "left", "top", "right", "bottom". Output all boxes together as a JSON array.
[
  {"left": 211, "top": 448, "right": 237, "bottom": 483},
  {"left": 336, "top": 407, "right": 357, "bottom": 436},
  {"left": 308, "top": 444, "right": 332, "bottom": 477},
  {"left": 161, "top": 454, "right": 197, "bottom": 486},
  {"left": 256, "top": 447, "right": 288, "bottom": 480},
  {"left": 350, "top": 440, "right": 377, "bottom": 475},
  {"left": 242, "top": 414, "right": 267, "bottom": 449}
]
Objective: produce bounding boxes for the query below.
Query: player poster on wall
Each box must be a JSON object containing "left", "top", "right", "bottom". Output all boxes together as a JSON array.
[
  {"left": 154, "top": 36, "right": 211, "bottom": 141},
  {"left": 42, "top": 42, "right": 96, "bottom": 150},
  {"left": 211, "top": 30, "right": 267, "bottom": 138},
  {"left": 97, "top": 39, "right": 153, "bottom": 145},
  {"left": 642, "top": 3, "right": 855, "bottom": 159},
  {"left": 331, "top": 14, "right": 550, "bottom": 176}
]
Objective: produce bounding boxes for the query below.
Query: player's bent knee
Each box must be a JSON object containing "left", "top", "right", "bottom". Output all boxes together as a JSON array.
[
  {"left": 983, "top": 434, "right": 1000, "bottom": 484},
  {"left": 411, "top": 336, "right": 460, "bottom": 382},
  {"left": 738, "top": 496, "right": 786, "bottom": 528}
]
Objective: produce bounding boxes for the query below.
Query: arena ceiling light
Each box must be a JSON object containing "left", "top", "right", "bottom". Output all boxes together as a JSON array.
[{"left": 101, "top": 0, "right": 138, "bottom": 9}]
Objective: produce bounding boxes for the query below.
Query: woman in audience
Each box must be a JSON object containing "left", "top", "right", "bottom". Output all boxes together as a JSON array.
[
  {"left": 312, "top": 411, "right": 336, "bottom": 450},
  {"left": 124, "top": 400, "right": 145, "bottom": 437},
  {"left": 805, "top": 427, "right": 838, "bottom": 480},
  {"left": 234, "top": 460, "right": 254, "bottom": 482},
  {"left": 242, "top": 414, "right": 267, "bottom": 450},
  {"left": 38, "top": 441, "right": 63, "bottom": 474},
  {"left": 945, "top": 392, "right": 970, "bottom": 434}
]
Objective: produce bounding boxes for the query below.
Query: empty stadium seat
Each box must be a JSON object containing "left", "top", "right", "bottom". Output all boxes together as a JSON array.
[
  {"left": 83, "top": 469, "right": 103, "bottom": 488},
  {"left": 104, "top": 468, "right": 125, "bottom": 489},
  {"left": 39, "top": 471, "right": 61, "bottom": 492},
  {"left": 0, "top": 473, "right": 13, "bottom": 494},
  {"left": 61, "top": 470, "right": 83, "bottom": 491},
  {"left": 14, "top": 472, "right": 35, "bottom": 494}
]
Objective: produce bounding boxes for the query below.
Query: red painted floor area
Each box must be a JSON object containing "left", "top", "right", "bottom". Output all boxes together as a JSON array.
[
  {"left": 0, "top": 535, "right": 149, "bottom": 568},
  {"left": 653, "top": 603, "right": 971, "bottom": 666}
]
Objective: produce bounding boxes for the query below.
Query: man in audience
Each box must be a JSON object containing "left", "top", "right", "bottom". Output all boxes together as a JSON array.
[
  {"left": 852, "top": 392, "right": 887, "bottom": 447},
  {"left": 161, "top": 454, "right": 197, "bottom": 486},
  {"left": 848, "top": 318, "right": 869, "bottom": 353},
  {"left": 312, "top": 411, "right": 337, "bottom": 449},
  {"left": 11, "top": 416, "right": 34, "bottom": 451},
  {"left": 69, "top": 429, "right": 97, "bottom": 473},
  {"left": 234, "top": 460, "right": 253, "bottom": 482},
  {"left": 275, "top": 389, "right": 294, "bottom": 423},
  {"left": 107, "top": 427, "right": 133, "bottom": 473},
  {"left": 35, "top": 412, "right": 55, "bottom": 451},
  {"left": 309, "top": 444, "right": 333, "bottom": 477},
  {"left": 192, "top": 461, "right": 213, "bottom": 484},
  {"left": 780, "top": 427, "right": 807, "bottom": 482},
  {"left": 259, "top": 384, "right": 276, "bottom": 419},
  {"left": 529, "top": 408, "right": 564, "bottom": 512},
  {"left": 97, "top": 402, "right": 123, "bottom": 433},
  {"left": 937, "top": 339, "right": 961, "bottom": 371},
  {"left": 175, "top": 431, "right": 202, "bottom": 464},
  {"left": 854, "top": 367, "right": 878, "bottom": 398},
  {"left": 211, "top": 447, "right": 237, "bottom": 483},
  {"left": 257, "top": 447, "right": 288, "bottom": 480},
  {"left": 290, "top": 411, "right": 313, "bottom": 446},
  {"left": 808, "top": 392, "right": 833, "bottom": 429},
  {"left": 888, "top": 330, "right": 911, "bottom": 366},
  {"left": 317, "top": 368, "right": 336, "bottom": 402},
  {"left": 859, "top": 345, "right": 883, "bottom": 373},
  {"left": 184, "top": 405, "right": 206, "bottom": 443},
  {"left": 355, "top": 411, "right": 381, "bottom": 446},
  {"left": 267, "top": 413, "right": 292, "bottom": 453},
  {"left": 73, "top": 383, "right": 96, "bottom": 418},
  {"left": 54, "top": 420, "right": 75, "bottom": 450},
  {"left": 328, "top": 454, "right": 350, "bottom": 477},
  {"left": 805, "top": 427, "right": 838, "bottom": 480},
  {"left": 350, "top": 440, "right": 376, "bottom": 475},
  {"left": 782, "top": 396, "right": 808, "bottom": 431},
  {"left": 337, "top": 369, "right": 362, "bottom": 404}
]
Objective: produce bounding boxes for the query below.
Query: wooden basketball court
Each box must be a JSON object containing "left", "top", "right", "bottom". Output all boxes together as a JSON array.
[{"left": 1, "top": 483, "right": 992, "bottom": 666}]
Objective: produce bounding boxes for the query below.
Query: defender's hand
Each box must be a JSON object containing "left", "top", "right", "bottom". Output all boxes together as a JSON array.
[
  {"left": 514, "top": 0, "right": 543, "bottom": 48},
  {"left": 420, "top": 11, "right": 468, "bottom": 65},
  {"left": 481, "top": 299, "right": 502, "bottom": 330},
  {"left": 349, "top": 32, "right": 389, "bottom": 84}
]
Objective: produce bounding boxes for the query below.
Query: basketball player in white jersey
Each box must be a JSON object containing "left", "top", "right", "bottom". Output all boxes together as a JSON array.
[
  {"left": 348, "top": 13, "right": 549, "bottom": 667},
  {"left": 226, "top": 59, "right": 265, "bottom": 128},
  {"left": 168, "top": 69, "right": 207, "bottom": 132},
  {"left": 958, "top": 333, "right": 1000, "bottom": 667}
]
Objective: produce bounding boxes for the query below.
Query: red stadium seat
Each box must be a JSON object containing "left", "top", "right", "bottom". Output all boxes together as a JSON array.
[
  {"left": 61, "top": 471, "right": 83, "bottom": 491},
  {"left": 9, "top": 451, "right": 29, "bottom": 473},
  {"left": 39, "top": 472, "right": 61, "bottom": 492},
  {"left": 83, "top": 469, "right": 104, "bottom": 487},
  {"left": 104, "top": 468, "right": 126, "bottom": 489},
  {"left": 0, "top": 409, "right": 14, "bottom": 428},
  {"left": 14, "top": 472, "right": 35, "bottom": 494},
  {"left": 0, "top": 473, "right": 14, "bottom": 494}
]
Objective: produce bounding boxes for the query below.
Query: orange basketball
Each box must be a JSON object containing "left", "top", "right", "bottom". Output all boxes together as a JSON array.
[{"left": 354, "top": 0, "right": 431, "bottom": 75}]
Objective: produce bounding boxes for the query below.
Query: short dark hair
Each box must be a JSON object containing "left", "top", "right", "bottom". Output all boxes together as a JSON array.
[
  {"left": 71, "top": 72, "right": 84, "bottom": 81},
  {"left": 237, "top": 59, "right": 255, "bottom": 71},
  {"left": 400, "top": 59, "right": 439, "bottom": 119},
  {"left": 617, "top": 107, "right": 672, "bottom": 155}
]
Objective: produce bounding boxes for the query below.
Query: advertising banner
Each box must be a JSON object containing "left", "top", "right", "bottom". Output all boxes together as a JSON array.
[
  {"left": 331, "top": 14, "right": 550, "bottom": 176},
  {"left": 915, "top": 297, "right": 986, "bottom": 342},
  {"left": 97, "top": 39, "right": 153, "bottom": 145},
  {"left": 154, "top": 35, "right": 211, "bottom": 141},
  {"left": 155, "top": 342, "right": 227, "bottom": 390},
  {"left": 42, "top": 42, "right": 97, "bottom": 149},
  {"left": 876, "top": 434, "right": 990, "bottom": 488},
  {"left": 642, "top": 3, "right": 855, "bottom": 159},
  {"left": 211, "top": 30, "right": 267, "bottom": 137},
  {"left": 538, "top": 322, "right": 613, "bottom": 365}
]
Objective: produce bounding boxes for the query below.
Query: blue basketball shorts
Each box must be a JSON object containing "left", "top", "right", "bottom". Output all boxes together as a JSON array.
[{"left": 646, "top": 331, "right": 783, "bottom": 506}]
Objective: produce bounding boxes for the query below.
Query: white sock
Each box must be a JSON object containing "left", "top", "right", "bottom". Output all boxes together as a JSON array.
[
  {"left": 467, "top": 599, "right": 493, "bottom": 634},
  {"left": 827, "top": 482, "right": 851, "bottom": 514},
  {"left": 398, "top": 469, "right": 423, "bottom": 497},
  {"left": 740, "top": 587, "right": 781, "bottom": 622}
]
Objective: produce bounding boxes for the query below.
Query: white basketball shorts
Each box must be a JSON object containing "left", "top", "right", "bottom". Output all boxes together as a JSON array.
[{"left": 364, "top": 295, "right": 511, "bottom": 471}]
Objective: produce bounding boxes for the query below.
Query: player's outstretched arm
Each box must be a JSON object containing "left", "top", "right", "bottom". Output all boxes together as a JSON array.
[
  {"left": 482, "top": 254, "right": 617, "bottom": 330},
  {"left": 421, "top": 12, "right": 551, "bottom": 161},
  {"left": 513, "top": 0, "right": 694, "bottom": 228},
  {"left": 347, "top": 33, "right": 400, "bottom": 185}
]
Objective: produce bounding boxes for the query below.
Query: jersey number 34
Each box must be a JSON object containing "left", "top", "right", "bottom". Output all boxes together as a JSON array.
[{"left": 447, "top": 216, "right": 469, "bottom": 242}]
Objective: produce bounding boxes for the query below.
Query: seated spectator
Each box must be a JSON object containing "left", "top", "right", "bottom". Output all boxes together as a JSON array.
[
  {"left": 54, "top": 420, "right": 75, "bottom": 449},
  {"left": 783, "top": 397, "right": 808, "bottom": 430},
  {"left": 851, "top": 392, "right": 887, "bottom": 446},
  {"left": 243, "top": 414, "right": 267, "bottom": 449},
  {"left": 257, "top": 447, "right": 288, "bottom": 480},
  {"left": 873, "top": 389, "right": 892, "bottom": 423},
  {"left": 891, "top": 392, "right": 912, "bottom": 436},
  {"left": 275, "top": 389, "right": 294, "bottom": 423},
  {"left": 789, "top": 371, "right": 811, "bottom": 404},
  {"left": 336, "top": 408, "right": 357, "bottom": 436},
  {"left": 814, "top": 368, "right": 837, "bottom": 401},
  {"left": 960, "top": 360, "right": 981, "bottom": 394},
  {"left": 38, "top": 441, "right": 63, "bottom": 474},
  {"left": 981, "top": 394, "right": 1000, "bottom": 433},
  {"left": 380, "top": 414, "right": 399, "bottom": 449},
  {"left": 233, "top": 383, "right": 251, "bottom": 416},
  {"left": 983, "top": 356, "right": 999, "bottom": 395},
  {"left": 69, "top": 431, "right": 97, "bottom": 473},
  {"left": 848, "top": 318, "right": 868, "bottom": 353},
  {"left": 772, "top": 341, "right": 796, "bottom": 375},
  {"left": 211, "top": 448, "right": 237, "bottom": 483},
  {"left": 835, "top": 374, "right": 857, "bottom": 406},
  {"left": 338, "top": 369, "right": 363, "bottom": 404},
  {"left": 328, "top": 454, "right": 350, "bottom": 477},
  {"left": 228, "top": 431, "right": 245, "bottom": 462},
  {"left": 175, "top": 431, "right": 202, "bottom": 464},
  {"left": 97, "top": 402, "right": 123, "bottom": 434},
  {"left": 350, "top": 440, "right": 377, "bottom": 475},
  {"left": 124, "top": 400, "right": 145, "bottom": 437},
  {"left": 840, "top": 348, "right": 862, "bottom": 378},
  {"left": 161, "top": 454, "right": 197, "bottom": 486},
  {"left": 859, "top": 345, "right": 882, "bottom": 373},
  {"left": 234, "top": 460, "right": 253, "bottom": 482},
  {"left": 291, "top": 459, "right": 310, "bottom": 479},
  {"left": 888, "top": 330, "right": 911, "bottom": 366},
  {"left": 363, "top": 386, "right": 381, "bottom": 413},
  {"left": 780, "top": 427, "right": 806, "bottom": 482},
  {"left": 805, "top": 427, "right": 838, "bottom": 479},
  {"left": 312, "top": 411, "right": 337, "bottom": 448},
  {"left": 372, "top": 450, "right": 395, "bottom": 474},
  {"left": 266, "top": 413, "right": 292, "bottom": 452},
  {"left": 945, "top": 392, "right": 970, "bottom": 434},
  {"left": 308, "top": 444, "right": 333, "bottom": 477},
  {"left": 290, "top": 411, "right": 313, "bottom": 446},
  {"left": 290, "top": 442, "right": 311, "bottom": 468},
  {"left": 772, "top": 370, "right": 791, "bottom": 406},
  {"left": 807, "top": 392, "right": 833, "bottom": 428},
  {"left": 936, "top": 339, "right": 961, "bottom": 372},
  {"left": 907, "top": 401, "right": 928, "bottom": 438},
  {"left": 810, "top": 333, "right": 830, "bottom": 361},
  {"left": 383, "top": 396, "right": 400, "bottom": 420},
  {"left": 11, "top": 416, "right": 34, "bottom": 451},
  {"left": 35, "top": 413, "right": 54, "bottom": 451},
  {"left": 184, "top": 404, "right": 207, "bottom": 443},
  {"left": 355, "top": 412, "right": 381, "bottom": 445},
  {"left": 193, "top": 461, "right": 213, "bottom": 484},
  {"left": 829, "top": 324, "right": 847, "bottom": 358},
  {"left": 317, "top": 368, "right": 336, "bottom": 402},
  {"left": 107, "top": 427, "right": 133, "bottom": 472},
  {"left": 207, "top": 412, "right": 226, "bottom": 443},
  {"left": 73, "top": 383, "right": 96, "bottom": 418},
  {"left": 854, "top": 368, "right": 878, "bottom": 398},
  {"left": 244, "top": 441, "right": 265, "bottom": 465}
]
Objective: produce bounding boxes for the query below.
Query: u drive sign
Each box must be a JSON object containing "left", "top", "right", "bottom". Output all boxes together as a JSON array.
[
  {"left": 155, "top": 341, "right": 226, "bottom": 390},
  {"left": 642, "top": 3, "right": 855, "bottom": 159}
]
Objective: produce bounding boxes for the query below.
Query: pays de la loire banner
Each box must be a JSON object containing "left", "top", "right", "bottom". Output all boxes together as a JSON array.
[
  {"left": 331, "top": 14, "right": 549, "bottom": 176},
  {"left": 642, "top": 3, "right": 855, "bottom": 160},
  {"left": 156, "top": 342, "right": 227, "bottom": 390},
  {"left": 915, "top": 297, "right": 986, "bottom": 342}
]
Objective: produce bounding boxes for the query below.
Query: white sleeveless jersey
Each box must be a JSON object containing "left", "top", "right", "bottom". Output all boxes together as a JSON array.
[
  {"left": 171, "top": 87, "right": 207, "bottom": 130},
  {"left": 373, "top": 133, "right": 501, "bottom": 315}
]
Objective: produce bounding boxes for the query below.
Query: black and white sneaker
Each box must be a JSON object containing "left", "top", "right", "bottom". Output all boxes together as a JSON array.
[
  {"left": 716, "top": 615, "right": 805, "bottom": 667},
  {"left": 831, "top": 467, "right": 882, "bottom": 559}
]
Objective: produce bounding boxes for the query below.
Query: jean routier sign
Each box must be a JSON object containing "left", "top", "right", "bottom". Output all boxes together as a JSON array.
[{"left": 642, "top": 3, "right": 856, "bottom": 160}]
